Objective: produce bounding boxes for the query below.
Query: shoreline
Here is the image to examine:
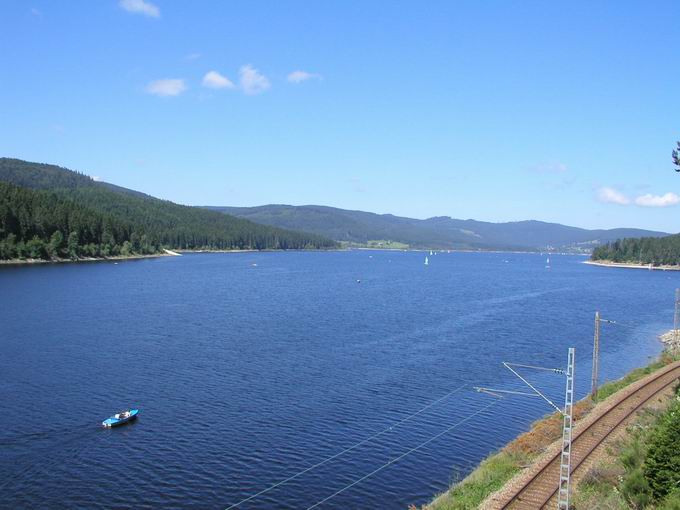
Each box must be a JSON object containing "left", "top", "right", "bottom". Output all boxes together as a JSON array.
[
  {"left": 0, "top": 247, "right": 345, "bottom": 265},
  {"left": 0, "top": 252, "right": 173, "bottom": 266},
  {"left": 584, "top": 259, "right": 680, "bottom": 271}
]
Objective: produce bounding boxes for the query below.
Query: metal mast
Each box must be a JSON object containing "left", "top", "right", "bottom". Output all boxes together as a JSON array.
[
  {"left": 557, "top": 348, "right": 575, "bottom": 510},
  {"left": 591, "top": 312, "right": 600, "bottom": 398},
  {"left": 674, "top": 288, "right": 679, "bottom": 344}
]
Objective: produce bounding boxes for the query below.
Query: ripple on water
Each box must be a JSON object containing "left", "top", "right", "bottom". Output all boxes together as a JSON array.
[{"left": 0, "top": 251, "right": 674, "bottom": 508}]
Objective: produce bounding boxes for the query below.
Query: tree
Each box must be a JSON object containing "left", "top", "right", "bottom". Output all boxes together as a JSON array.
[
  {"left": 26, "top": 236, "right": 46, "bottom": 259},
  {"left": 67, "top": 231, "right": 79, "bottom": 259},
  {"left": 47, "top": 230, "right": 64, "bottom": 258},
  {"left": 0, "top": 233, "right": 17, "bottom": 259},
  {"left": 120, "top": 240, "right": 132, "bottom": 256},
  {"left": 674, "top": 141, "right": 680, "bottom": 172}
]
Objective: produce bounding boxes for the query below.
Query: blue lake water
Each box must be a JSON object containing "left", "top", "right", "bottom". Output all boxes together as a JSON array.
[{"left": 0, "top": 251, "right": 677, "bottom": 509}]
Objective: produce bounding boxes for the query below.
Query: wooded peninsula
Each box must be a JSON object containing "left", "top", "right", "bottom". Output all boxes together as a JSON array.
[{"left": 591, "top": 235, "right": 680, "bottom": 267}]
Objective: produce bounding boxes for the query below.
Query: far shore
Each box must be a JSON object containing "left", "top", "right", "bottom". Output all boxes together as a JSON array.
[
  {"left": 1, "top": 247, "right": 595, "bottom": 266},
  {"left": 584, "top": 259, "right": 680, "bottom": 271},
  {"left": 0, "top": 247, "right": 344, "bottom": 266}
]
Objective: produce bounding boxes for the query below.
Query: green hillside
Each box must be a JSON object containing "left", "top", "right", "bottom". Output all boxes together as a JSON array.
[{"left": 0, "top": 158, "right": 337, "bottom": 261}]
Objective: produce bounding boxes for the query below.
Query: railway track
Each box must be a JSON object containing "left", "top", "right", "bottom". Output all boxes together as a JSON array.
[{"left": 492, "top": 360, "right": 680, "bottom": 510}]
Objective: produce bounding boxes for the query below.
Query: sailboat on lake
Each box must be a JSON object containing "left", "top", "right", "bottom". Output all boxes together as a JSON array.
[{"left": 424, "top": 256, "right": 429, "bottom": 266}]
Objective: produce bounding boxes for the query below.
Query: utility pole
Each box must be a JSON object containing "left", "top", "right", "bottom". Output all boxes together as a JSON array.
[
  {"left": 590, "top": 312, "right": 616, "bottom": 400},
  {"left": 591, "top": 312, "right": 600, "bottom": 399},
  {"left": 674, "top": 288, "right": 679, "bottom": 344},
  {"left": 558, "top": 348, "right": 575, "bottom": 510}
]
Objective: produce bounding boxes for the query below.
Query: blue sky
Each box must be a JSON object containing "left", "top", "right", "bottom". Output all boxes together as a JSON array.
[{"left": 1, "top": 1, "right": 679, "bottom": 232}]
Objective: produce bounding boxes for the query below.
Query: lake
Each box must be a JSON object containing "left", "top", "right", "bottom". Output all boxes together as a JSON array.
[{"left": 0, "top": 251, "right": 676, "bottom": 509}]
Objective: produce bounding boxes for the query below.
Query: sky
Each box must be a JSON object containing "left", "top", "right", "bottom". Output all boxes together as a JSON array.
[{"left": 1, "top": 1, "right": 679, "bottom": 232}]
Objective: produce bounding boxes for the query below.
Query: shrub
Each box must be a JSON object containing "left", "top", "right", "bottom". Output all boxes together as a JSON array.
[
  {"left": 644, "top": 397, "right": 680, "bottom": 500},
  {"left": 621, "top": 468, "right": 652, "bottom": 509}
]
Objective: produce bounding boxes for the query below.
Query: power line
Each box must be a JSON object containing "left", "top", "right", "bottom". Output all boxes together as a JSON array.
[
  {"left": 305, "top": 399, "right": 499, "bottom": 510},
  {"left": 224, "top": 384, "right": 468, "bottom": 509},
  {"left": 502, "top": 362, "right": 564, "bottom": 414}
]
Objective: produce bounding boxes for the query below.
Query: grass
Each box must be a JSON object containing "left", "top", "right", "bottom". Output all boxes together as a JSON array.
[
  {"left": 424, "top": 348, "right": 680, "bottom": 510},
  {"left": 365, "top": 240, "right": 410, "bottom": 249},
  {"left": 596, "top": 351, "right": 680, "bottom": 402},
  {"left": 338, "top": 240, "right": 411, "bottom": 250},
  {"left": 427, "top": 452, "right": 529, "bottom": 509}
]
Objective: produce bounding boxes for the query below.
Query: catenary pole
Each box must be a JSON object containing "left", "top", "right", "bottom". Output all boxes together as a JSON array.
[
  {"left": 591, "top": 312, "right": 600, "bottom": 398},
  {"left": 674, "top": 289, "right": 679, "bottom": 344},
  {"left": 557, "top": 348, "right": 575, "bottom": 510}
]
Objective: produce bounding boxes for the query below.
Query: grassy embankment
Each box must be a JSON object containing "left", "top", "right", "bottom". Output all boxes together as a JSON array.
[{"left": 424, "top": 346, "right": 680, "bottom": 510}]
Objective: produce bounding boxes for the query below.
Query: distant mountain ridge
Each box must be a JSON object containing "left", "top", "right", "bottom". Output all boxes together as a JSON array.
[{"left": 206, "top": 204, "right": 670, "bottom": 252}]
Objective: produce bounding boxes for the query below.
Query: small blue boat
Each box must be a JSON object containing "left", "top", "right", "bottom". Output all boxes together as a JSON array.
[{"left": 102, "top": 409, "right": 139, "bottom": 428}]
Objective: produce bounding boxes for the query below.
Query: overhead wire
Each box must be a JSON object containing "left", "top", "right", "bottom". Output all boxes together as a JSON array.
[
  {"left": 305, "top": 399, "right": 500, "bottom": 510},
  {"left": 224, "top": 383, "right": 469, "bottom": 509}
]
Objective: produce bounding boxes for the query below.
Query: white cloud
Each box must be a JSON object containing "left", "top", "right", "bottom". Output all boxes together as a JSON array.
[
  {"left": 634, "top": 192, "right": 680, "bottom": 208},
  {"left": 184, "top": 52, "right": 202, "bottom": 61},
  {"left": 597, "top": 187, "right": 630, "bottom": 205},
  {"left": 31, "top": 7, "right": 42, "bottom": 16},
  {"left": 92, "top": 176, "right": 102, "bottom": 182},
  {"left": 239, "top": 64, "right": 270, "bottom": 95},
  {"left": 119, "top": 0, "right": 159, "bottom": 18},
  {"left": 287, "top": 70, "right": 322, "bottom": 84},
  {"left": 146, "top": 79, "right": 186, "bottom": 97},
  {"left": 202, "top": 71, "right": 235, "bottom": 89}
]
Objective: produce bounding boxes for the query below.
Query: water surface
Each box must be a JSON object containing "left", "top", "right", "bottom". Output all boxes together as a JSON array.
[{"left": 0, "top": 251, "right": 676, "bottom": 509}]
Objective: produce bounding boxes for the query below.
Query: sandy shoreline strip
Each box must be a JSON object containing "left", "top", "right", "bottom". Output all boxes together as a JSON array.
[
  {"left": 0, "top": 252, "right": 173, "bottom": 266},
  {"left": 583, "top": 260, "right": 680, "bottom": 271}
]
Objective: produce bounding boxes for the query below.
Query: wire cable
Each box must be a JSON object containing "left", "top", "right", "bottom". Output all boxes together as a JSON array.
[
  {"left": 305, "top": 399, "right": 499, "bottom": 509},
  {"left": 224, "top": 383, "right": 468, "bottom": 509}
]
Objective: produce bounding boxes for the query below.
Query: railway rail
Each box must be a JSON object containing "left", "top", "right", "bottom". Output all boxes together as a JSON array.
[{"left": 491, "top": 360, "right": 680, "bottom": 509}]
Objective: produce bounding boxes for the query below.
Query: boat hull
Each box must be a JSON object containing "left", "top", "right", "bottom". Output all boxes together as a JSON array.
[{"left": 102, "top": 409, "right": 139, "bottom": 428}]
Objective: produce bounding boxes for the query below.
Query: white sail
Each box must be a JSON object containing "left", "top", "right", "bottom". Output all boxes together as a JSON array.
[{"left": 424, "top": 256, "right": 429, "bottom": 266}]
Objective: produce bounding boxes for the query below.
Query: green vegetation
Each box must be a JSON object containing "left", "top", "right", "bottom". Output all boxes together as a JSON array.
[
  {"left": 426, "top": 351, "right": 679, "bottom": 510},
  {"left": 427, "top": 451, "right": 529, "bottom": 509},
  {"left": 0, "top": 181, "right": 155, "bottom": 260},
  {"left": 574, "top": 385, "right": 680, "bottom": 510},
  {"left": 338, "top": 239, "right": 410, "bottom": 250},
  {"left": 592, "top": 235, "right": 680, "bottom": 267},
  {"left": 645, "top": 393, "right": 680, "bottom": 501},
  {"left": 0, "top": 158, "right": 337, "bottom": 261},
  {"left": 595, "top": 352, "right": 678, "bottom": 402},
  {"left": 365, "top": 239, "right": 409, "bottom": 249}
]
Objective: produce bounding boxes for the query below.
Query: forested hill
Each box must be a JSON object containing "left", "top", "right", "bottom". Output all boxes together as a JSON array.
[
  {"left": 591, "top": 235, "right": 680, "bottom": 266},
  {"left": 0, "top": 158, "right": 336, "bottom": 261},
  {"left": 206, "top": 204, "right": 669, "bottom": 252}
]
